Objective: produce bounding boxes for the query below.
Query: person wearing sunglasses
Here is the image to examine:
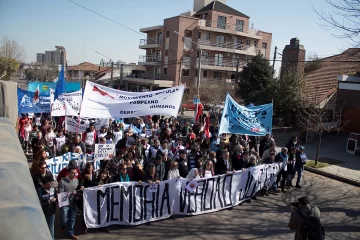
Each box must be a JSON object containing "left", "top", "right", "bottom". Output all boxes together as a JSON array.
[
  {"left": 32, "top": 160, "right": 54, "bottom": 190},
  {"left": 113, "top": 163, "right": 131, "bottom": 182}
]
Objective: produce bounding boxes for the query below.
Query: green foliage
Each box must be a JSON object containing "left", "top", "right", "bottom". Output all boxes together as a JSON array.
[
  {"left": 236, "top": 54, "right": 274, "bottom": 105},
  {"left": 0, "top": 57, "right": 20, "bottom": 80}
]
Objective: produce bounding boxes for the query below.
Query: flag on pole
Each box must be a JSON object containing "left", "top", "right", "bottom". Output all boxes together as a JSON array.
[
  {"left": 54, "top": 65, "right": 66, "bottom": 101},
  {"left": 32, "top": 84, "right": 40, "bottom": 105}
]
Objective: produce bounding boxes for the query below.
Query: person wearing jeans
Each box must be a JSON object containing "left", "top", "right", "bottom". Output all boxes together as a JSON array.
[
  {"left": 58, "top": 167, "right": 80, "bottom": 240},
  {"left": 37, "top": 176, "right": 57, "bottom": 240},
  {"left": 294, "top": 146, "right": 306, "bottom": 188}
]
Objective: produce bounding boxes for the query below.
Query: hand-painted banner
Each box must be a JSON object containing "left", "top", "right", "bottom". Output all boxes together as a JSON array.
[
  {"left": 45, "top": 152, "right": 98, "bottom": 178},
  {"left": 83, "top": 163, "right": 282, "bottom": 228},
  {"left": 65, "top": 116, "right": 108, "bottom": 133},
  {"left": 218, "top": 94, "right": 273, "bottom": 136},
  {"left": 94, "top": 144, "right": 116, "bottom": 161},
  {"left": 50, "top": 89, "right": 82, "bottom": 116},
  {"left": 17, "top": 88, "right": 50, "bottom": 113},
  {"left": 80, "top": 81, "right": 185, "bottom": 118}
]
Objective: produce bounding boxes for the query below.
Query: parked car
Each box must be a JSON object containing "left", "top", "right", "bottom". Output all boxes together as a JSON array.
[{"left": 181, "top": 101, "right": 203, "bottom": 111}]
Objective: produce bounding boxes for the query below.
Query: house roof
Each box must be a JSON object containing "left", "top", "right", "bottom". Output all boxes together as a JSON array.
[
  {"left": 68, "top": 62, "right": 109, "bottom": 72},
  {"left": 195, "top": 1, "right": 249, "bottom": 19},
  {"left": 305, "top": 48, "right": 360, "bottom": 104}
]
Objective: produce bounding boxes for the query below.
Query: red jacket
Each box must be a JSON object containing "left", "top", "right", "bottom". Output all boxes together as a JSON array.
[{"left": 56, "top": 167, "right": 81, "bottom": 182}]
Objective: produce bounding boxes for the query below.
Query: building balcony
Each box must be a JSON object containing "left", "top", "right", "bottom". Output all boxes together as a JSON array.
[
  {"left": 194, "top": 57, "right": 246, "bottom": 72},
  {"left": 126, "top": 73, "right": 162, "bottom": 80},
  {"left": 138, "top": 55, "right": 162, "bottom": 66},
  {"left": 197, "top": 20, "right": 262, "bottom": 40},
  {"left": 195, "top": 77, "right": 236, "bottom": 84},
  {"left": 197, "top": 39, "right": 266, "bottom": 56},
  {"left": 139, "top": 38, "right": 163, "bottom": 49}
]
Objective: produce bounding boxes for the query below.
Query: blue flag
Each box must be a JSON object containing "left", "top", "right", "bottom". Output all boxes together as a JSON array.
[
  {"left": 17, "top": 88, "right": 50, "bottom": 113},
  {"left": 54, "top": 65, "right": 66, "bottom": 100},
  {"left": 218, "top": 94, "right": 273, "bottom": 136}
]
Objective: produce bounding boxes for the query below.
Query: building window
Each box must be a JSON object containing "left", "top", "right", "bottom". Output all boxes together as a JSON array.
[
  {"left": 214, "top": 71, "right": 222, "bottom": 79},
  {"left": 166, "top": 31, "right": 169, "bottom": 38},
  {"left": 165, "top": 50, "right": 168, "bottom": 56},
  {"left": 262, "top": 43, "right": 268, "bottom": 49},
  {"left": 236, "top": 20, "right": 244, "bottom": 32},
  {"left": 182, "top": 69, "right": 189, "bottom": 76},
  {"left": 203, "top": 70, "right": 208, "bottom": 78},
  {"left": 198, "top": 32, "right": 201, "bottom": 39},
  {"left": 217, "top": 16, "right": 227, "bottom": 29},
  {"left": 254, "top": 40, "right": 258, "bottom": 47},
  {"left": 246, "top": 39, "right": 251, "bottom": 46},
  {"left": 195, "top": 70, "right": 198, "bottom": 77},
  {"left": 205, "top": 33, "right": 210, "bottom": 40},
  {"left": 164, "top": 68, "right": 167, "bottom": 75},
  {"left": 185, "top": 30, "right": 192, "bottom": 37},
  {"left": 196, "top": 51, "right": 200, "bottom": 57}
]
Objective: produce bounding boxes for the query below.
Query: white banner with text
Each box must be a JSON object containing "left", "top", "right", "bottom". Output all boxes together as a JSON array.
[
  {"left": 83, "top": 163, "right": 282, "bottom": 228},
  {"left": 80, "top": 81, "right": 185, "bottom": 118}
]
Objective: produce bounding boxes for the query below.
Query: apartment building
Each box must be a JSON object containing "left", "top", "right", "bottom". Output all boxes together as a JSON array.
[
  {"left": 36, "top": 46, "right": 66, "bottom": 66},
  {"left": 127, "top": 0, "right": 272, "bottom": 91}
]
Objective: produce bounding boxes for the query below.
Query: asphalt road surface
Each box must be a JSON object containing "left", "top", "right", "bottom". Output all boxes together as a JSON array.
[{"left": 55, "top": 171, "right": 360, "bottom": 240}]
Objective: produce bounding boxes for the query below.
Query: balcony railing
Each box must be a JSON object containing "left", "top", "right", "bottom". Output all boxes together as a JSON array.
[
  {"left": 139, "top": 37, "right": 163, "bottom": 46},
  {"left": 126, "top": 73, "right": 162, "bottom": 80},
  {"left": 139, "top": 55, "right": 162, "bottom": 63},
  {"left": 196, "top": 57, "right": 246, "bottom": 69},
  {"left": 195, "top": 77, "right": 235, "bottom": 84},
  {"left": 199, "top": 20, "right": 261, "bottom": 36},
  {"left": 198, "top": 39, "right": 265, "bottom": 55}
]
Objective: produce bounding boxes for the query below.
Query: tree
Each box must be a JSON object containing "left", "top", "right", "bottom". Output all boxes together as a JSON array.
[
  {"left": 236, "top": 53, "right": 274, "bottom": 105},
  {"left": 25, "top": 65, "right": 59, "bottom": 82},
  {"left": 0, "top": 36, "right": 25, "bottom": 80},
  {"left": 296, "top": 102, "right": 346, "bottom": 165},
  {"left": 314, "top": 0, "right": 360, "bottom": 45},
  {"left": 273, "top": 70, "right": 307, "bottom": 124}
]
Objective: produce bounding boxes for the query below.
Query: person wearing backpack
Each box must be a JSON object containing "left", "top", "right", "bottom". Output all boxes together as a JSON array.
[{"left": 288, "top": 196, "right": 325, "bottom": 240}]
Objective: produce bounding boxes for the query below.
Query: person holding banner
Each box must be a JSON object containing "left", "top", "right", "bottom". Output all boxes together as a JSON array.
[
  {"left": 79, "top": 163, "right": 97, "bottom": 190},
  {"left": 215, "top": 150, "right": 234, "bottom": 175},
  {"left": 275, "top": 147, "right": 289, "bottom": 193},
  {"left": 143, "top": 163, "right": 159, "bottom": 184},
  {"left": 167, "top": 161, "right": 180, "bottom": 180},
  {"left": 112, "top": 163, "right": 131, "bottom": 182},
  {"left": 58, "top": 167, "right": 80, "bottom": 240}
]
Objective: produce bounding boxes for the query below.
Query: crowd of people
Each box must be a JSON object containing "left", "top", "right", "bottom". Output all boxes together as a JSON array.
[{"left": 19, "top": 113, "right": 309, "bottom": 240}]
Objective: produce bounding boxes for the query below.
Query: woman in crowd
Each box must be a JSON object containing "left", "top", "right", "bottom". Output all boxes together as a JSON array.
[
  {"left": 285, "top": 135, "right": 300, "bottom": 151},
  {"left": 79, "top": 163, "right": 97, "bottom": 190},
  {"left": 96, "top": 169, "right": 110, "bottom": 186},
  {"left": 203, "top": 160, "right": 214, "bottom": 178},
  {"left": 31, "top": 131, "right": 45, "bottom": 154},
  {"left": 186, "top": 168, "right": 200, "bottom": 180},
  {"left": 167, "top": 161, "right": 180, "bottom": 180},
  {"left": 143, "top": 163, "right": 159, "bottom": 184},
  {"left": 112, "top": 163, "right": 131, "bottom": 182},
  {"left": 30, "top": 149, "right": 48, "bottom": 176},
  {"left": 23, "top": 121, "right": 32, "bottom": 155}
]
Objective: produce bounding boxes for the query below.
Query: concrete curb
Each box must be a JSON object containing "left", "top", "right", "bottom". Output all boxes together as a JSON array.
[{"left": 304, "top": 166, "right": 360, "bottom": 187}]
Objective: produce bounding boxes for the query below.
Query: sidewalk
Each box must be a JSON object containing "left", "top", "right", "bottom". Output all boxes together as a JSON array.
[{"left": 274, "top": 131, "right": 360, "bottom": 187}]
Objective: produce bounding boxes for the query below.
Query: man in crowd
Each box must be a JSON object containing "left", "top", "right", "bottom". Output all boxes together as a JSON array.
[
  {"left": 70, "top": 135, "right": 86, "bottom": 153},
  {"left": 82, "top": 123, "right": 97, "bottom": 153},
  {"left": 215, "top": 150, "right": 233, "bottom": 175},
  {"left": 58, "top": 167, "right": 80, "bottom": 240}
]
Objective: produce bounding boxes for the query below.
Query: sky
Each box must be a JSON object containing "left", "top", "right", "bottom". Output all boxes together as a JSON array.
[{"left": 0, "top": 0, "right": 351, "bottom": 72}]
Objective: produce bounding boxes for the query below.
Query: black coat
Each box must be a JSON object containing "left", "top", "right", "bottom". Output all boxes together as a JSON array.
[
  {"left": 37, "top": 187, "right": 57, "bottom": 217},
  {"left": 79, "top": 171, "right": 97, "bottom": 188},
  {"left": 176, "top": 157, "right": 188, "bottom": 178},
  {"left": 215, "top": 158, "right": 232, "bottom": 175}
]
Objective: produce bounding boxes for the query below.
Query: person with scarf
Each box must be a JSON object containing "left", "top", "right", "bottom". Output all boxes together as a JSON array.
[
  {"left": 186, "top": 168, "right": 200, "bottom": 180},
  {"left": 275, "top": 147, "right": 289, "bottom": 193},
  {"left": 113, "top": 163, "right": 131, "bottom": 182}
]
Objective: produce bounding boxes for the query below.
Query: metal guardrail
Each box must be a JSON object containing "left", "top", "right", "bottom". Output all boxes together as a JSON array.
[
  {"left": 139, "top": 38, "right": 163, "bottom": 46},
  {"left": 139, "top": 55, "right": 162, "bottom": 63},
  {"left": 199, "top": 20, "right": 261, "bottom": 36}
]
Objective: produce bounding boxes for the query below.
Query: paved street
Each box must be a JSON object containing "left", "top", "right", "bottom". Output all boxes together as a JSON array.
[{"left": 56, "top": 171, "right": 360, "bottom": 240}]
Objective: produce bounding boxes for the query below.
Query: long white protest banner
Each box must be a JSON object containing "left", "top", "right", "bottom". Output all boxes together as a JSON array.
[
  {"left": 94, "top": 144, "right": 115, "bottom": 161},
  {"left": 50, "top": 89, "right": 82, "bottom": 116},
  {"left": 83, "top": 163, "right": 282, "bottom": 228},
  {"left": 80, "top": 81, "right": 185, "bottom": 118},
  {"left": 65, "top": 116, "right": 108, "bottom": 133},
  {"left": 45, "top": 152, "right": 99, "bottom": 178}
]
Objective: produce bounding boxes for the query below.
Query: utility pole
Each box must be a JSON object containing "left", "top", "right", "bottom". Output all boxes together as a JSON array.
[
  {"left": 178, "top": 57, "right": 183, "bottom": 86},
  {"left": 120, "top": 64, "right": 124, "bottom": 89},
  {"left": 110, "top": 61, "right": 114, "bottom": 82},
  {"left": 272, "top": 46, "right": 277, "bottom": 77},
  {"left": 235, "top": 57, "right": 240, "bottom": 83},
  {"left": 197, "top": 49, "right": 202, "bottom": 96}
]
